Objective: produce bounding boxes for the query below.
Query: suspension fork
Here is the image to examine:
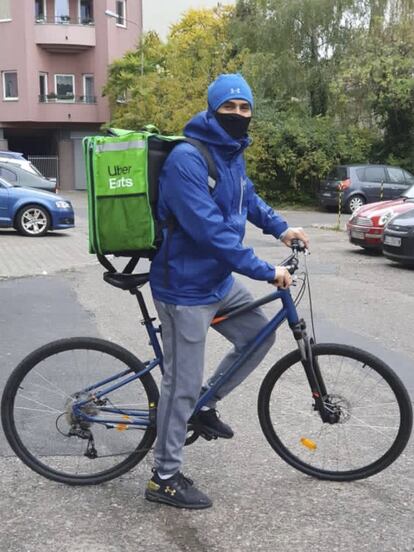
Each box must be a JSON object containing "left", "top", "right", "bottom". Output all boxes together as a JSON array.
[{"left": 289, "top": 319, "right": 334, "bottom": 423}]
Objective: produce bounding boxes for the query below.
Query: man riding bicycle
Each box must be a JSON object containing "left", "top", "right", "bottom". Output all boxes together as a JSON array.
[{"left": 146, "top": 73, "right": 309, "bottom": 509}]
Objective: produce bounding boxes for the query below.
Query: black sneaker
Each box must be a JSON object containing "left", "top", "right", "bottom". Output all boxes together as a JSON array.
[
  {"left": 195, "top": 408, "right": 234, "bottom": 439},
  {"left": 145, "top": 471, "right": 212, "bottom": 509}
]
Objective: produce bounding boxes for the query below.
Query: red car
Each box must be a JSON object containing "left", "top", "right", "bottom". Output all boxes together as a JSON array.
[{"left": 347, "top": 185, "right": 414, "bottom": 250}]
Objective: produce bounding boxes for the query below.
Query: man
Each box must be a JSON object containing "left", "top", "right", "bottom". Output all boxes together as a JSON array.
[{"left": 147, "top": 73, "right": 309, "bottom": 509}]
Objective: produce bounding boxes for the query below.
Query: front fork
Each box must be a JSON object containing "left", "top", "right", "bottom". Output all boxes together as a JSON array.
[{"left": 290, "top": 319, "right": 339, "bottom": 424}]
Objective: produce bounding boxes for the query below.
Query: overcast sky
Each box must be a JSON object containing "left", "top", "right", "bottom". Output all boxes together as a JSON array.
[{"left": 142, "top": 0, "right": 235, "bottom": 39}]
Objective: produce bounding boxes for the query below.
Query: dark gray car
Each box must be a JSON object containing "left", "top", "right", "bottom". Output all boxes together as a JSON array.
[
  {"left": 0, "top": 161, "right": 56, "bottom": 193},
  {"left": 318, "top": 165, "right": 414, "bottom": 213},
  {"left": 383, "top": 208, "right": 414, "bottom": 266}
]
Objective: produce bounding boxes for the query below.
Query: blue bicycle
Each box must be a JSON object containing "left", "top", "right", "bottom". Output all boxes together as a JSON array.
[{"left": 2, "top": 243, "right": 412, "bottom": 485}]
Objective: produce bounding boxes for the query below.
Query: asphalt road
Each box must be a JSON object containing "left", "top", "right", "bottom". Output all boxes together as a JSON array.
[{"left": 0, "top": 193, "right": 413, "bottom": 552}]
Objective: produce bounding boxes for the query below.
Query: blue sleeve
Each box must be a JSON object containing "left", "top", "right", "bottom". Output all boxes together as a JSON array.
[
  {"left": 160, "top": 148, "right": 276, "bottom": 282},
  {"left": 245, "top": 178, "right": 288, "bottom": 238}
]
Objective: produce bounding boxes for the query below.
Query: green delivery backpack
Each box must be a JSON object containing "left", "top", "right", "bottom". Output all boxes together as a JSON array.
[{"left": 83, "top": 127, "right": 217, "bottom": 267}]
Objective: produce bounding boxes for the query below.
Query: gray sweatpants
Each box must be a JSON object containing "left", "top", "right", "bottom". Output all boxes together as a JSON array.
[{"left": 153, "top": 278, "right": 276, "bottom": 475}]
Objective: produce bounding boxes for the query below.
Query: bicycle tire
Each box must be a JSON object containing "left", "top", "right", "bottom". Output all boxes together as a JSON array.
[
  {"left": 1, "top": 337, "right": 159, "bottom": 486},
  {"left": 258, "top": 343, "right": 412, "bottom": 481}
]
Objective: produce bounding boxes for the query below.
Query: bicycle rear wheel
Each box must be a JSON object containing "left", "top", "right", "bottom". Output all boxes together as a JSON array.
[
  {"left": 1, "top": 337, "right": 159, "bottom": 485},
  {"left": 258, "top": 343, "right": 412, "bottom": 481}
]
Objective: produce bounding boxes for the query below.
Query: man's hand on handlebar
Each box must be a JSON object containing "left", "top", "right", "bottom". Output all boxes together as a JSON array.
[
  {"left": 272, "top": 266, "right": 293, "bottom": 289},
  {"left": 281, "top": 227, "right": 309, "bottom": 250}
]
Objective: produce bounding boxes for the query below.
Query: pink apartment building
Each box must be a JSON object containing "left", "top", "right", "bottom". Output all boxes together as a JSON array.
[{"left": 0, "top": 0, "right": 142, "bottom": 189}]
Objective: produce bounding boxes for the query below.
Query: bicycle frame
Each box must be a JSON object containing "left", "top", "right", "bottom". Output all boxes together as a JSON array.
[{"left": 73, "top": 283, "right": 333, "bottom": 429}]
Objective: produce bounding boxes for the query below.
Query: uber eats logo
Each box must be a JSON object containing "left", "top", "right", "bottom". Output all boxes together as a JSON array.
[{"left": 107, "top": 165, "right": 134, "bottom": 189}]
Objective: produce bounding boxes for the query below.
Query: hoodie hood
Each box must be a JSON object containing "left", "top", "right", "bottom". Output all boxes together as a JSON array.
[{"left": 183, "top": 110, "right": 251, "bottom": 156}]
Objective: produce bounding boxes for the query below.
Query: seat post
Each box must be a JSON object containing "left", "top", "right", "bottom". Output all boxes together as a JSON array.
[{"left": 130, "top": 288, "right": 152, "bottom": 323}]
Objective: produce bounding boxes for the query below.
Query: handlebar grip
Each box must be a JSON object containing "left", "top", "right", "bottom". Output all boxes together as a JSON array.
[{"left": 267, "top": 261, "right": 298, "bottom": 283}]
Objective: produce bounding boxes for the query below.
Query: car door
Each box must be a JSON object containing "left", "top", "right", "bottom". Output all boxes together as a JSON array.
[
  {"left": 358, "top": 166, "right": 387, "bottom": 202},
  {"left": 384, "top": 167, "right": 409, "bottom": 199},
  {"left": 0, "top": 180, "right": 11, "bottom": 225}
]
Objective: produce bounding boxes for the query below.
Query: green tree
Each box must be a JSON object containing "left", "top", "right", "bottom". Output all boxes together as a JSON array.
[
  {"left": 105, "top": 6, "right": 242, "bottom": 134},
  {"left": 103, "top": 1, "right": 414, "bottom": 205},
  {"left": 232, "top": 0, "right": 355, "bottom": 116},
  {"left": 331, "top": 18, "right": 414, "bottom": 170}
]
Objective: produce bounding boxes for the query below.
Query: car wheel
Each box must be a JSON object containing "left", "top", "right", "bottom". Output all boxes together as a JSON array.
[
  {"left": 16, "top": 204, "right": 50, "bottom": 237},
  {"left": 346, "top": 195, "right": 366, "bottom": 214}
]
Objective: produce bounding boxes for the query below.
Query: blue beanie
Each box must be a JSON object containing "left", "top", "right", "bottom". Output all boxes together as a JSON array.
[{"left": 207, "top": 73, "right": 254, "bottom": 112}]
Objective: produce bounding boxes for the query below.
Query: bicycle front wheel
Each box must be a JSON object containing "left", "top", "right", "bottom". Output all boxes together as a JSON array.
[
  {"left": 258, "top": 343, "right": 412, "bottom": 481},
  {"left": 1, "top": 337, "right": 159, "bottom": 485}
]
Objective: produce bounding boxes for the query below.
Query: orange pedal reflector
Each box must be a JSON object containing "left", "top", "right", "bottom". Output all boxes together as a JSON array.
[{"left": 300, "top": 437, "right": 317, "bottom": 450}]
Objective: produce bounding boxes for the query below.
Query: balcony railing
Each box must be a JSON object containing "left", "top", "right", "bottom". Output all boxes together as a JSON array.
[
  {"left": 39, "top": 94, "right": 97, "bottom": 104},
  {"left": 35, "top": 16, "right": 94, "bottom": 26}
]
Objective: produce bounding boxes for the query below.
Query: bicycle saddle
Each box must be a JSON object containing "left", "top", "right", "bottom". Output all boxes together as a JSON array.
[{"left": 103, "top": 272, "right": 149, "bottom": 290}]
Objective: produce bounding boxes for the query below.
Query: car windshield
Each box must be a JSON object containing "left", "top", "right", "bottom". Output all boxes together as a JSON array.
[{"left": 401, "top": 185, "right": 414, "bottom": 199}]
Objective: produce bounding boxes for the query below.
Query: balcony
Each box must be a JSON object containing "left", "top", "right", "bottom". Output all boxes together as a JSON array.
[
  {"left": 34, "top": 17, "right": 96, "bottom": 53},
  {"left": 39, "top": 94, "right": 97, "bottom": 104},
  {"left": 35, "top": 92, "right": 101, "bottom": 124}
]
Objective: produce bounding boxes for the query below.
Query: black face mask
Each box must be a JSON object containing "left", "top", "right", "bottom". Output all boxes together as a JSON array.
[{"left": 214, "top": 112, "right": 252, "bottom": 140}]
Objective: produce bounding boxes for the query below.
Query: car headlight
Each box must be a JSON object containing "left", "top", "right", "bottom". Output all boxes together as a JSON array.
[
  {"left": 55, "top": 201, "right": 71, "bottom": 209},
  {"left": 379, "top": 211, "right": 393, "bottom": 226}
]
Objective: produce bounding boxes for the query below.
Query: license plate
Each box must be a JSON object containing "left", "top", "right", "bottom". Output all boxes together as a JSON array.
[
  {"left": 384, "top": 236, "right": 401, "bottom": 247},
  {"left": 322, "top": 192, "right": 332, "bottom": 197},
  {"left": 351, "top": 230, "right": 364, "bottom": 240}
]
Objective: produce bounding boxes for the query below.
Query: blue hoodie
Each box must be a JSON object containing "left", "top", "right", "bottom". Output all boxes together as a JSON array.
[{"left": 149, "top": 110, "right": 288, "bottom": 305}]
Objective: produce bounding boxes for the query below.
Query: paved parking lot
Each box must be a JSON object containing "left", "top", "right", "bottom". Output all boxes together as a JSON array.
[
  {"left": 0, "top": 193, "right": 413, "bottom": 552},
  {"left": 0, "top": 192, "right": 348, "bottom": 279},
  {"left": 0, "top": 192, "right": 94, "bottom": 279}
]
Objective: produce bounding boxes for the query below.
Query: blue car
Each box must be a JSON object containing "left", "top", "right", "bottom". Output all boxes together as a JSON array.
[{"left": 0, "top": 176, "right": 74, "bottom": 236}]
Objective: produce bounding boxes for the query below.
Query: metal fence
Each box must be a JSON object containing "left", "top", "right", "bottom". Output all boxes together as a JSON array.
[{"left": 28, "top": 156, "right": 59, "bottom": 182}]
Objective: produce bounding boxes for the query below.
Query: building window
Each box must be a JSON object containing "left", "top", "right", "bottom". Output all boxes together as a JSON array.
[
  {"left": 55, "top": 74, "right": 75, "bottom": 101},
  {"left": 35, "top": 0, "right": 46, "bottom": 22},
  {"left": 0, "top": 0, "right": 11, "bottom": 22},
  {"left": 116, "top": 0, "right": 126, "bottom": 27},
  {"left": 2, "top": 71, "right": 18, "bottom": 100},
  {"left": 82, "top": 75, "right": 95, "bottom": 103},
  {"left": 79, "top": 0, "right": 93, "bottom": 24},
  {"left": 39, "top": 73, "right": 48, "bottom": 102},
  {"left": 55, "top": 0, "right": 70, "bottom": 23}
]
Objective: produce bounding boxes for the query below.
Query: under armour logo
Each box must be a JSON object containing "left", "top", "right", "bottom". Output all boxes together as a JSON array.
[
  {"left": 230, "top": 87, "right": 241, "bottom": 94},
  {"left": 165, "top": 486, "right": 176, "bottom": 496}
]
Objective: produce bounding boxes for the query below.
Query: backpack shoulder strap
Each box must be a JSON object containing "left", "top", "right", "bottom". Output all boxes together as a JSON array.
[{"left": 184, "top": 137, "right": 218, "bottom": 191}]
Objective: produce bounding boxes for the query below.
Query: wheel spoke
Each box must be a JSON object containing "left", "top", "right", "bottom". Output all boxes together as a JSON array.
[
  {"left": 3, "top": 339, "right": 157, "bottom": 484},
  {"left": 261, "top": 345, "right": 411, "bottom": 480}
]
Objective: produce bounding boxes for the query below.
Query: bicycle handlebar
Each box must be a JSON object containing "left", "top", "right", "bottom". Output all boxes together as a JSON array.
[
  {"left": 290, "top": 239, "right": 307, "bottom": 253},
  {"left": 268, "top": 240, "right": 308, "bottom": 283}
]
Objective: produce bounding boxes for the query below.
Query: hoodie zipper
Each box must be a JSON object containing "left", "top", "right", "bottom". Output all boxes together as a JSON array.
[{"left": 238, "top": 177, "right": 244, "bottom": 214}]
